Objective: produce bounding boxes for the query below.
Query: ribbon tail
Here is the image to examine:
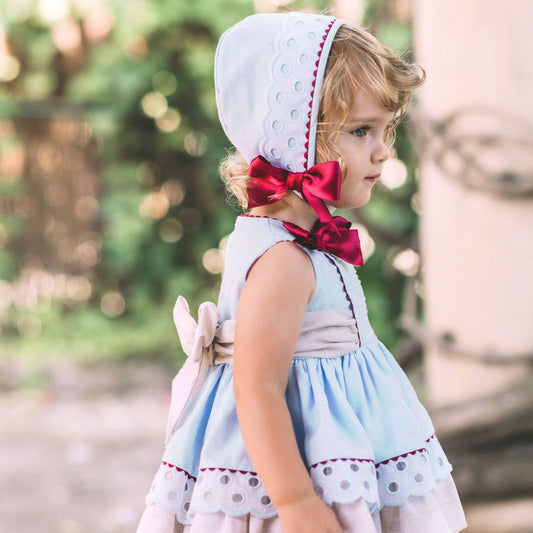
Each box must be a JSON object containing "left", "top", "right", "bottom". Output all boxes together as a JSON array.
[
  {"left": 164, "top": 356, "right": 210, "bottom": 444},
  {"left": 302, "top": 192, "right": 333, "bottom": 223}
]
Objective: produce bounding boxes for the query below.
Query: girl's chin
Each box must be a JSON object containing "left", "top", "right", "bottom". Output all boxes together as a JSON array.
[{"left": 328, "top": 195, "right": 372, "bottom": 210}]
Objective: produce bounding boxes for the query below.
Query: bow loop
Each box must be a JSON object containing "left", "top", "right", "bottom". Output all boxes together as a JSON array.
[
  {"left": 283, "top": 217, "right": 364, "bottom": 266},
  {"left": 247, "top": 156, "right": 341, "bottom": 212},
  {"left": 173, "top": 296, "right": 220, "bottom": 363}
]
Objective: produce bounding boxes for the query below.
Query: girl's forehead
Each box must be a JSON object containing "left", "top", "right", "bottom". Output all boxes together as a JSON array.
[{"left": 348, "top": 91, "right": 397, "bottom": 122}]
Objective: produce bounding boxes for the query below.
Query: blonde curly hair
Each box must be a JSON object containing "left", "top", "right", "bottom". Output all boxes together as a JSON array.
[{"left": 219, "top": 24, "right": 425, "bottom": 209}]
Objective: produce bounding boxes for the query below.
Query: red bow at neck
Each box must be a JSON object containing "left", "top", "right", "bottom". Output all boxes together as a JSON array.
[
  {"left": 247, "top": 155, "right": 341, "bottom": 222},
  {"left": 283, "top": 217, "right": 364, "bottom": 266},
  {"left": 246, "top": 156, "right": 364, "bottom": 266}
]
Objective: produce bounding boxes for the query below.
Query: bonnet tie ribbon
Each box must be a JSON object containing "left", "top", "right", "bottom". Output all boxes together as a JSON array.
[
  {"left": 247, "top": 155, "right": 341, "bottom": 222},
  {"left": 283, "top": 217, "right": 364, "bottom": 266},
  {"left": 165, "top": 296, "right": 234, "bottom": 443}
]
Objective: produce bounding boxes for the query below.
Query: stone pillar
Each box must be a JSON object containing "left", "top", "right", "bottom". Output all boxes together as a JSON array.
[{"left": 413, "top": 0, "right": 533, "bottom": 409}]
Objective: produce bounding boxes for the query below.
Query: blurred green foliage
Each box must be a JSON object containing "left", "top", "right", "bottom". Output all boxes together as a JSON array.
[{"left": 0, "top": 0, "right": 421, "bottom": 370}]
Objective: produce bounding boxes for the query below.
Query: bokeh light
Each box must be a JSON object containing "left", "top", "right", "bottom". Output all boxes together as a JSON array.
[
  {"left": 141, "top": 92, "right": 168, "bottom": 119},
  {"left": 152, "top": 70, "right": 178, "bottom": 96},
  {"left": 139, "top": 191, "right": 169, "bottom": 220},
  {"left": 0, "top": 54, "right": 21, "bottom": 82},
  {"left": 136, "top": 161, "right": 159, "bottom": 185},
  {"left": 51, "top": 18, "right": 81, "bottom": 53},
  {"left": 184, "top": 132, "right": 208, "bottom": 157},
  {"left": 161, "top": 179, "right": 185, "bottom": 206},
  {"left": 380, "top": 158, "right": 408, "bottom": 189},
  {"left": 74, "top": 196, "right": 99, "bottom": 221},
  {"left": 100, "top": 292, "right": 126, "bottom": 318},
  {"left": 202, "top": 249, "right": 224, "bottom": 274},
  {"left": 392, "top": 248, "right": 420, "bottom": 276},
  {"left": 83, "top": 3, "right": 115, "bottom": 43},
  {"left": 0, "top": 141, "right": 25, "bottom": 177},
  {"left": 66, "top": 276, "right": 92, "bottom": 301},
  {"left": 159, "top": 219, "right": 183, "bottom": 243},
  {"left": 36, "top": 0, "right": 70, "bottom": 24},
  {"left": 74, "top": 241, "right": 99, "bottom": 269},
  {"left": 156, "top": 108, "right": 182, "bottom": 133}
]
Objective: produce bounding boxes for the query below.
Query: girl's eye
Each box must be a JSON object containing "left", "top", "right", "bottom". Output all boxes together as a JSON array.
[{"left": 352, "top": 126, "right": 370, "bottom": 138}]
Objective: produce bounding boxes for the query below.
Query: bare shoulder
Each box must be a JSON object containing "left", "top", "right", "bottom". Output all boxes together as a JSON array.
[{"left": 245, "top": 241, "right": 316, "bottom": 304}]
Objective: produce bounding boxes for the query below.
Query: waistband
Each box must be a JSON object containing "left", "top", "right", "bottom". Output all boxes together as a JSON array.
[{"left": 165, "top": 296, "right": 359, "bottom": 444}]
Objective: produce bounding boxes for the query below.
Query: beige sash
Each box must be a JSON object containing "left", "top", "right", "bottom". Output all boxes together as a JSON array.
[{"left": 165, "top": 296, "right": 358, "bottom": 443}]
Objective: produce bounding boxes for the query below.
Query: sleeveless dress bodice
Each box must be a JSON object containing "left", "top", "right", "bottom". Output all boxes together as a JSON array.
[{"left": 218, "top": 216, "right": 376, "bottom": 346}]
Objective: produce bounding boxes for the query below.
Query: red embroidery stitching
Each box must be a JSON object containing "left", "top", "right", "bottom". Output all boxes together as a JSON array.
[
  {"left": 304, "top": 20, "right": 335, "bottom": 167},
  {"left": 324, "top": 254, "right": 361, "bottom": 348}
]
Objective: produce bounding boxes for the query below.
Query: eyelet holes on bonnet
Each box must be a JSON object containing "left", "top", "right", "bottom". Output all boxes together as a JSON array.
[
  {"left": 272, "top": 120, "right": 283, "bottom": 133},
  {"left": 293, "top": 81, "right": 305, "bottom": 93},
  {"left": 275, "top": 92, "right": 287, "bottom": 104},
  {"left": 215, "top": 13, "right": 342, "bottom": 173},
  {"left": 280, "top": 63, "right": 291, "bottom": 76},
  {"left": 290, "top": 108, "right": 301, "bottom": 120}
]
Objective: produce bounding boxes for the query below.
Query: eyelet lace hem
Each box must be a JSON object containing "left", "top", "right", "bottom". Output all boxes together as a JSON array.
[{"left": 145, "top": 434, "right": 452, "bottom": 525}]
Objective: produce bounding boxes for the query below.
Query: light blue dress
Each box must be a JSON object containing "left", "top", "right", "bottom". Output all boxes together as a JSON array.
[{"left": 144, "top": 215, "right": 466, "bottom": 531}]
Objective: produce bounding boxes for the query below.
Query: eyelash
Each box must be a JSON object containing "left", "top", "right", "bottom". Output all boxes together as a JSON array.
[{"left": 351, "top": 122, "right": 398, "bottom": 139}]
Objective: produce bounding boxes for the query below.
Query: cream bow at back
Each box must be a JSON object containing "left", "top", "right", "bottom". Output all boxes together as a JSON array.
[{"left": 165, "top": 296, "right": 234, "bottom": 444}]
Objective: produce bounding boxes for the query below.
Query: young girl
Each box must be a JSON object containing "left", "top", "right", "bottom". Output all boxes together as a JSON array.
[{"left": 137, "top": 11, "right": 467, "bottom": 533}]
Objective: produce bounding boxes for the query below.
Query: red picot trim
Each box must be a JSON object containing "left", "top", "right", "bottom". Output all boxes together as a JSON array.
[
  {"left": 378, "top": 447, "right": 428, "bottom": 465},
  {"left": 304, "top": 20, "right": 335, "bottom": 167},
  {"left": 377, "top": 435, "right": 435, "bottom": 466},
  {"left": 201, "top": 466, "right": 259, "bottom": 476},
  {"left": 162, "top": 461, "right": 197, "bottom": 480},
  {"left": 310, "top": 457, "right": 374, "bottom": 469},
  {"left": 309, "top": 435, "right": 436, "bottom": 469},
  {"left": 239, "top": 213, "right": 279, "bottom": 220},
  {"left": 161, "top": 435, "right": 436, "bottom": 478}
]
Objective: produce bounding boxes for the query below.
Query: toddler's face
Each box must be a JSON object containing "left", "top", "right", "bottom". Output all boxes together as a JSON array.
[{"left": 328, "top": 90, "right": 395, "bottom": 209}]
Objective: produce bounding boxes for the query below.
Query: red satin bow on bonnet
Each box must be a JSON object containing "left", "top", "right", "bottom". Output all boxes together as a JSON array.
[
  {"left": 246, "top": 156, "right": 364, "bottom": 266},
  {"left": 247, "top": 155, "right": 341, "bottom": 222}
]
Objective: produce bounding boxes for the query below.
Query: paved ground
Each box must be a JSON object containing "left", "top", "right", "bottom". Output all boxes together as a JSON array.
[
  {"left": 1, "top": 358, "right": 532, "bottom": 533},
  {"left": 0, "top": 359, "right": 171, "bottom": 533}
]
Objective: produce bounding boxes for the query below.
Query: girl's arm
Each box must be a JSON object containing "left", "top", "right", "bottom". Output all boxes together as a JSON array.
[{"left": 234, "top": 242, "right": 342, "bottom": 533}]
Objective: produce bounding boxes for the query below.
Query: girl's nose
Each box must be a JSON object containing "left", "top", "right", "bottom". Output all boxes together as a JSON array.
[{"left": 371, "top": 137, "right": 390, "bottom": 164}]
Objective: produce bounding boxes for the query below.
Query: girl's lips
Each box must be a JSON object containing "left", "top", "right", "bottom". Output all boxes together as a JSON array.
[{"left": 365, "top": 174, "right": 381, "bottom": 180}]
